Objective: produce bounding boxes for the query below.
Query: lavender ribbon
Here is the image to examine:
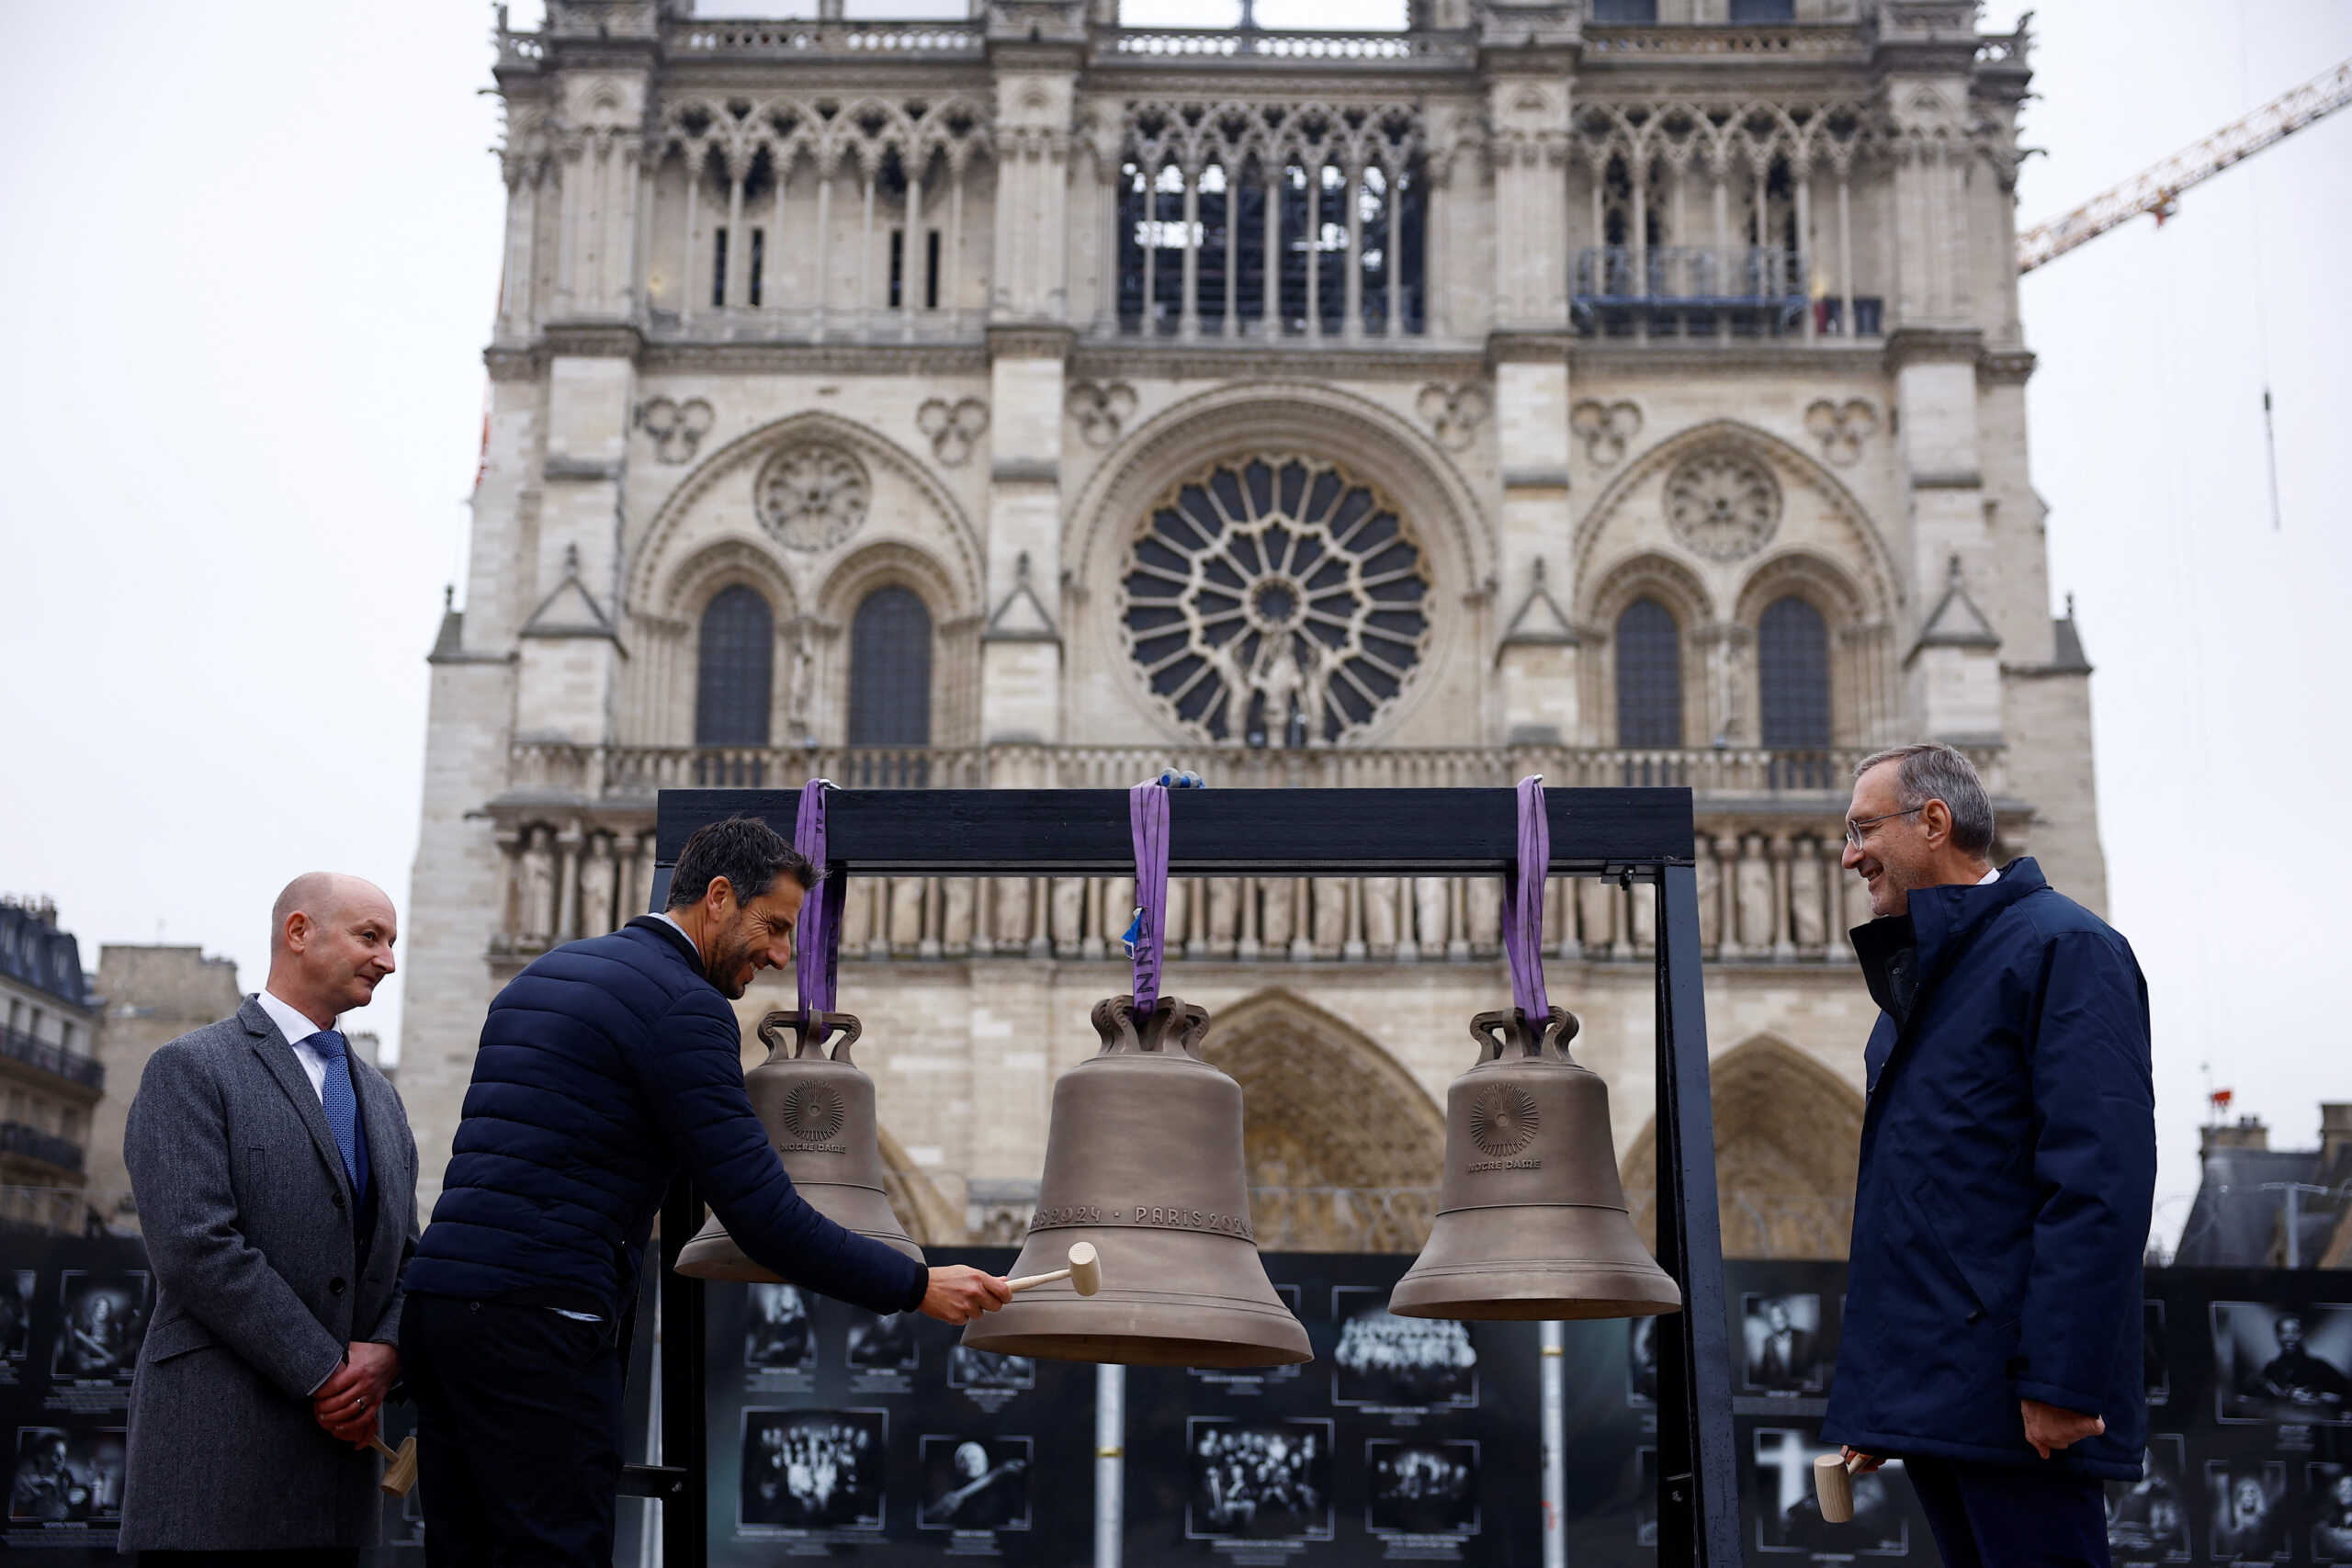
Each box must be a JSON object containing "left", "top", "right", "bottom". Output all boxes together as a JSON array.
[
  {"left": 794, "top": 779, "right": 846, "bottom": 1041},
  {"left": 1499, "top": 774, "right": 1551, "bottom": 1022},
  {"left": 1128, "top": 782, "right": 1171, "bottom": 1015}
]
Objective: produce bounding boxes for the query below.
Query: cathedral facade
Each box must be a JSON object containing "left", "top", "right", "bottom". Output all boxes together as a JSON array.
[{"left": 402, "top": 0, "right": 2097, "bottom": 1258}]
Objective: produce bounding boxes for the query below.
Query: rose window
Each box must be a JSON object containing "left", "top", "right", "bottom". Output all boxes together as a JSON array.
[
  {"left": 1121, "top": 456, "right": 1432, "bottom": 743},
  {"left": 755, "top": 442, "right": 870, "bottom": 553},
  {"left": 1663, "top": 451, "right": 1780, "bottom": 561}
]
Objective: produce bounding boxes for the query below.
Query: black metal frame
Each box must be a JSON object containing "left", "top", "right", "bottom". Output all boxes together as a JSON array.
[{"left": 627, "top": 784, "right": 1740, "bottom": 1563}]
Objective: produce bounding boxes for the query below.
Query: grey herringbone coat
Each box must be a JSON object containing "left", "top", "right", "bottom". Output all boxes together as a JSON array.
[{"left": 119, "top": 997, "right": 419, "bottom": 1549}]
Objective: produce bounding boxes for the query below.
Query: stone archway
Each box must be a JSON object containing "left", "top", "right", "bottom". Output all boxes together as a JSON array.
[
  {"left": 1619, "top": 1035, "right": 1863, "bottom": 1259},
  {"left": 1199, "top": 989, "right": 1448, "bottom": 1253},
  {"left": 876, "top": 1122, "right": 963, "bottom": 1247}
]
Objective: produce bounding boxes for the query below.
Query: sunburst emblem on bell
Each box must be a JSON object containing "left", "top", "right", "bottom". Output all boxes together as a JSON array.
[
  {"left": 1390, "top": 1005, "right": 1683, "bottom": 1321},
  {"left": 961, "top": 992, "right": 1311, "bottom": 1368},
  {"left": 674, "top": 1010, "right": 924, "bottom": 1282}
]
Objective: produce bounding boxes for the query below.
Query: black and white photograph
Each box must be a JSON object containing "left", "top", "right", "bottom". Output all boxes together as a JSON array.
[
  {"left": 2107, "top": 1434, "right": 2189, "bottom": 1562},
  {"left": 0, "top": 1269, "right": 33, "bottom": 1366},
  {"left": 738, "top": 1408, "right": 886, "bottom": 1534},
  {"left": 1742, "top": 1293, "right": 1828, "bottom": 1394},
  {"left": 49, "top": 1271, "right": 149, "bottom": 1382},
  {"left": 1185, "top": 1417, "right": 1335, "bottom": 1542},
  {"left": 743, "top": 1283, "right": 813, "bottom": 1374},
  {"left": 2310, "top": 1463, "right": 2352, "bottom": 1562},
  {"left": 2145, "top": 1300, "right": 2170, "bottom": 1404},
  {"left": 845, "top": 1310, "right": 919, "bottom": 1372},
  {"left": 2211, "top": 1303, "right": 2352, "bottom": 1425},
  {"left": 917, "top": 1436, "right": 1031, "bottom": 1531},
  {"left": 7, "top": 1426, "right": 124, "bottom": 1524},
  {"left": 2205, "top": 1460, "right": 2290, "bottom": 1562},
  {"left": 1366, "top": 1438, "right": 1479, "bottom": 1538},
  {"left": 1330, "top": 1286, "right": 1476, "bottom": 1410},
  {"left": 946, "top": 1342, "right": 1035, "bottom": 1392},
  {"left": 1752, "top": 1427, "right": 1906, "bottom": 1555},
  {"left": 1629, "top": 1315, "right": 1660, "bottom": 1408}
]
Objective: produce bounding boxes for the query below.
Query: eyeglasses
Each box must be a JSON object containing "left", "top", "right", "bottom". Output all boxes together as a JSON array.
[{"left": 1843, "top": 807, "right": 1924, "bottom": 849}]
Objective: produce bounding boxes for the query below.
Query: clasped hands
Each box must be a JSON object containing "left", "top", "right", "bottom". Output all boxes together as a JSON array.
[
  {"left": 314, "top": 1340, "right": 398, "bottom": 1450},
  {"left": 1843, "top": 1398, "right": 2106, "bottom": 1472}
]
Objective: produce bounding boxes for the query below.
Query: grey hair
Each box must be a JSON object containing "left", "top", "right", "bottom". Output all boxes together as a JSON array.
[{"left": 1853, "top": 743, "right": 1996, "bottom": 857}]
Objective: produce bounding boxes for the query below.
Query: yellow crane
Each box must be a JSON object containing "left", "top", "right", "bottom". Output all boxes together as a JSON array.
[{"left": 2016, "top": 56, "right": 2352, "bottom": 274}]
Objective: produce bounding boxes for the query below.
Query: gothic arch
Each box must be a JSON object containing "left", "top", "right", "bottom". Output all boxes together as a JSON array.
[
  {"left": 1066, "top": 382, "right": 1491, "bottom": 747},
  {"left": 1731, "top": 547, "right": 1869, "bottom": 628},
  {"left": 628, "top": 409, "right": 983, "bottom": 618},
  {"left": 659, "top": 535, "right": 802, "bottom": 625},
  {"left": 814, "top": 538, "right": 969, "bottom": 627},
  {"left": 876, "top": 1122, "right": 962, "bottom": 1246},
  {"left": 1199, "top": 989, "right": 1447, "bottom": 1253},
  {"left": 1572, "top": 417, "right": 1901, "bottom": 624},
  {"left": 1582, "top": 549, "right": 1716, "bottom": 632},
  {"left": 1619, "top": 1035, "right": 1863, "bottom": 1260}
]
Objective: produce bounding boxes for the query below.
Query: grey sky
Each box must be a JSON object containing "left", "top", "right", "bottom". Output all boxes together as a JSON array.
[{"left": 3, "top": 2, "right": 2345, "bottom": 1245}]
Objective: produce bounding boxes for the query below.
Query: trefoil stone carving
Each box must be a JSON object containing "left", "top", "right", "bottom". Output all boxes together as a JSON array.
[
  {"left": 1415, "top": 382, "right": 1490, "bottom": 453},
  {"left": 1804, "top": 399, "right": 1877, "bottom": 467},
  {"left": 1069, "top": 380, "right": 1138, "bottom": 449},
  {"left": 916, "top": 397, "right": 989, "bottom": 468},
  {"left": 1664, "top": 451, "right": 1780, "bottom": 562},
  {"left": 638, "top": 397, "right": 715, "bottom": 464},
  {"left": 1571, "top": 400, "right": 1643, "bottom": 466},
  {"left": 754, "top": 442, "right": 871, "bottom": 553}
]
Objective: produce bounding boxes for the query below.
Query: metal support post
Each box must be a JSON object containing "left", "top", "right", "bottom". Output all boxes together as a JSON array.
[
  {"left": 1540, "top": 1320, "right": 1566, "bottom": 1568},
  {"left": 1095, "top": 1364, "right": 1126, "bottom": 1567}
]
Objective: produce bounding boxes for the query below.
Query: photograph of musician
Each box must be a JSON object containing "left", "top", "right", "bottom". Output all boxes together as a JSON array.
[
  {"left": 918, "top": 1437, "right": 1029, "bottom": 1530},
  {"left": 2213, "top": 1304, "right": 2352, "bottom": 1423},
  {"left": 947, "top": 1343, "right": 1034, "bottom": 1392},
  {"left": 2251, "top": 1313, "right": 2350, "bottom": 1412},
  {"left": 1743, "top": 1294, "right": 1825, "bottom": 1394},
  {"left": 2312, "top": 1468, "right": 2352, "bottom": 1560},
  {"left": 745, "top": 1284, "right": 811, "bottom": 1372},
  {"left": 2106, "top": 1439, "right": 2188, "bottom": 1559},
  {"left": 740, "top": 1411, "right": 885, "bottom": 1532},
  {"left": 1331, "top": 1289, "right": 1476, "bottom": 1408},
  {"left": 6, "top": 1427, "right": 121, "bottom": 1524},
  {"left": 1188, "top": 1420, "right": 1332, "bottom": 1540},
  {"left": 1367, "top": 1440, "right": 1478, "bottom": 1536},
  {"left": 51, "top": 1274, "right": 148, "bottom": 1380},
  {"left": 846, "top": 1311, "right": 917, "bottom": 1371},
  {"left": 2206, "top": 1464, "right": 2288, "bottom": 1561}
]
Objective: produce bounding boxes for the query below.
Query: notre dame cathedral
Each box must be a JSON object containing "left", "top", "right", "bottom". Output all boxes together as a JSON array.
[{"left": 400, "top": 0, "right": 2097, "bottom": 1258}]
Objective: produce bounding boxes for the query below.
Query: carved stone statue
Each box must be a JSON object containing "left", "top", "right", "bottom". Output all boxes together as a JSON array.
[
  {"left": 1311, "top": 878, "right": 1348, "bottom": 955},
  {"left": 994, "top": 877, "right": 1034, "bottom": 953},
  {"left": 1788, "top": 842, "right": 1828, "bottom": 951},
  {"left": 1052, "top": 877, "right": 1087, "bottom": 957},
  {"left": 1467, "top": 877, "right": 1502, "bottom": 953},
  {"left": 1362, "top": 876, "right": 1398, "bottom": 953},
  {"left": 1413, "top": 877, "right": 1450, "bottom": 954},
  {"left": 1099, "top": 876, "right": 1133, "bottom": 959},
  {"left": 577, "top": 833, "right": 617, "bottom": 938},
  {"left": 1577, "top": 875, "right": 1616, "bottom": 955},
  {"left": 1205, "top": 878, "right": 1239, "bottom": 957},
  {"left": 942, "top": 877, "right": 976, "bottom": 956},
  {"left": 519, "top": 827, "right": 558, "bottom": 946},
  {"left": 890, "top": 875, "right": 925, "bottom": 953},
  {"left": 1258, "top": 877, "right": 1295, "bottom": 953},
  {"left": 1736, "top": 835, "right": 1777, "bottom": 952},
  {"left": 1694, "top": 836, "right": 1723, "bottom": 953}
]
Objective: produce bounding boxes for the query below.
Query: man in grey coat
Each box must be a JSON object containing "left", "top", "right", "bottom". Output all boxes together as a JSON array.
[{"left": 120, "top": 874, "right": 420, "bottom": 1565}]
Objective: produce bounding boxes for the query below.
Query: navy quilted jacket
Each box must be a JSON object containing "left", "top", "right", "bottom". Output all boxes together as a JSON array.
[
  {"left": 404, "top": 917, "right": 927, "bottom": 1318},
  {"left": 1820, "top": 859, "right": 2154, "bottom": 1480}
]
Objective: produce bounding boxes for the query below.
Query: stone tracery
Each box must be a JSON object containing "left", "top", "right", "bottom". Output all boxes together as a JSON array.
[{"left": 754, "top": 443, "right": 871, "bottom": 552}]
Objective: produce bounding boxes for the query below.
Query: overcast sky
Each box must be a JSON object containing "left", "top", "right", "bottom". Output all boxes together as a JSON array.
[{"left": 3, "top": 2, "right": 2345, "bottom": 1247}]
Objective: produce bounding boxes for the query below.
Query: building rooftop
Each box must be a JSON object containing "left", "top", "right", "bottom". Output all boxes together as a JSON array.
[
  {"left": 0, "top": 897, "right": 94, "bottom": 1011},
  {"left": 2174, "top": 1109, "right": 2352, "bottom": 1269}
]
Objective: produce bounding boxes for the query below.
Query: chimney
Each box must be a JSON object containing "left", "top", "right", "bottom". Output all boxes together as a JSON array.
[
  {"left": 2322, "top": 1103, "right": 2352, "bottom": 1171},
  {"left": 2201, "top": 1115, "right": 2269, "bottom": 1158}
]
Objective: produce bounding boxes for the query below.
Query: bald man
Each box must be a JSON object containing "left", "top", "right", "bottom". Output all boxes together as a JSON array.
[{"left": 119, "top": 874, "right": 421, "bottom": 1566}]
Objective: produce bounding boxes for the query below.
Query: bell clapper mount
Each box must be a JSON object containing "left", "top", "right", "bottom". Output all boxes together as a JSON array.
[{"left": 1007, "top": 1242, "right": 1102, "bottom": 1297}]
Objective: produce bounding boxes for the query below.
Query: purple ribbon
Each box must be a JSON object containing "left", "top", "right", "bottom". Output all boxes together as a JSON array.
[
  {"left": 1499, "top": 774, "right": 1550, "bottom": 1021},
  {"left": 1128, "top": 782, "right": 1170, "bottom": 1014},
  {"left": 794, "top": 780, "right": 845, "bottom": 1040}
]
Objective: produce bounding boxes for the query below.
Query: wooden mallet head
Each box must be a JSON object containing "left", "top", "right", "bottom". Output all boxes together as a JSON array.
[
  {"left": 1813, "top": 1452, "right": 1858, "bottom": 1522},
  {"left": 371, "top": 1434, "right": 419, "bottom": 1499},
  {"left": 1007, "top": 1242, "right": 1102, "bottom": 1297}
]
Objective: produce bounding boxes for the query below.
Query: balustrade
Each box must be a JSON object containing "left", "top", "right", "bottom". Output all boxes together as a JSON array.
[
  {"left": 0, "top": 1122, "right": 85, "bottom": 1174},
  {"left": 0, "top": 1025, "right": 104, "bottom": 1094}
]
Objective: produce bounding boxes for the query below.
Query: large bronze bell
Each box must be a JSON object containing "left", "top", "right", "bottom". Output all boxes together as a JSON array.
[
  {"left": 1390, "top": 1006, "right": 1682, "bottom": 1322},
  {"left": 960, "top": 994, "right": 1312, "bottom": 1369},
  {"left": 674, "top": 1010, "right": 924, "bottom": 1282}
]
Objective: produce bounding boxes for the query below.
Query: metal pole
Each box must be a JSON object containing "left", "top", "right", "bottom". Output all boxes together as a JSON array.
[
  {"left": 1095, "top": 1364, "right": 1126, "bottom": 1568},
  {"left": 1541, "top": 1320, "right": 1566, "bottom": 1568},
  {"left": 2286, "top": 1182, "right": 2301, "bottom": 1269}
]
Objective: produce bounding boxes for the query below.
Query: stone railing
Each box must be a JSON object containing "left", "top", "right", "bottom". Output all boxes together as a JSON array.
[
  {"left": 643, "top": 304, "right": 985, "bottom": 347},
  {"left": 666, "top": 20, "right": 984, "bottom": 58},
  {"left": 1099, "top": 28, "right": 1473, "bottom": 65},
  {"left": 0, "top": 1025, "right": 104, "bottom": 1094},
  {"left": 1581, "top": 24, "right": 1864, "bottom": 57},
  {"left": 0, "top": 1122, "right": 85, "bottom": 1175}
]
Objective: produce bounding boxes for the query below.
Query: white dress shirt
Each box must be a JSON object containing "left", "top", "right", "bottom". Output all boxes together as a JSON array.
[
  {"left": 254, "top": 988, "right": 337, "bottom": 1106},
  {"left": 1977, "top": 866, "right": 2001, "bottom": 886}
]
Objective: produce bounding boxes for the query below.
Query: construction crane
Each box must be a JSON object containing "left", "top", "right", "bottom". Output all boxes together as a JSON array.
[{"left": 2016, "top": 56, "right": 2352, "bottom": 274}]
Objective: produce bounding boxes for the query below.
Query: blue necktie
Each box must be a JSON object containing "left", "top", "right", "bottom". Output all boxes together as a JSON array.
[{"left": 308, "top": 1030, "right": 370, "bottom": 1197}]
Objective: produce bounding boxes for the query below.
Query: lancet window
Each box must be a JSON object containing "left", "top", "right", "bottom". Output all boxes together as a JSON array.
[
  {"left": 1758, "top": 595, "right": 1831, "bottom": 750},
  {"left": 1115, "top": 102, "right": 1426, "bottom": 341},
  {"left": 848, "top": 587, "right": 933, "bottom": 748},
  {"left": 1614, "top": 598, "right": 1684, "bottom": 749},
  {"left": 695, "top": 585, "right": 775, "bottom": 747}
]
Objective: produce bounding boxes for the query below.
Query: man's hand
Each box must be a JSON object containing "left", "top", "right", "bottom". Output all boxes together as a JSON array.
[
  {"left": 2020, "top": 1398, "right": 2104, "bottom": 1459},
  {"left": 1840, "top": 1447, "right": 1887, "bottom": 1473},
  {"left": 919, "top": 1266, "right": 1012, "bottom": 1325},
  {"left": 313, "top": 1341, "right": 399, "bottom": 1449}
]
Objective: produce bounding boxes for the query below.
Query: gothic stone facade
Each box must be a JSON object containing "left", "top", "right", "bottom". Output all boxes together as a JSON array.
[{"left": 401, "top": 0, "right": 2098, "bottom": 1258}]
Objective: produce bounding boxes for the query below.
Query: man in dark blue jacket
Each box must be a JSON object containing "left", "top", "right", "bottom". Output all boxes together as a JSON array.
[
  {"left": 1823, "top": 743, "right": 2153, "bottom": 1568},
  {"left": 402, "top": 816, "right": 1009, "bottom": 1566}
]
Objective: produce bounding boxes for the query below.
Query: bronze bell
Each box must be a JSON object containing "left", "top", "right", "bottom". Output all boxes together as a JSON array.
[
  {"left": 960, "top": 994, "right": 1312, "bottom": 1369},
  {"left": 1390, "top": 1006, "right": 1682, "bottom": 1322},
  {"left": 674, "top": 1010, "right": 924, "bottom": 1282}
]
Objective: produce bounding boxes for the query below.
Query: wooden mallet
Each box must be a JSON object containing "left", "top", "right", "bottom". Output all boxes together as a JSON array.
[
  {"left": 1007, "top": 1242, "right": 1102, "bottom": 1297},
  {"left": 371, "top": 1434, "right": 419, "bottom": 1499},
  {"left": 1813, "top": 1451, "right": 1862, "bottom": 1522}
]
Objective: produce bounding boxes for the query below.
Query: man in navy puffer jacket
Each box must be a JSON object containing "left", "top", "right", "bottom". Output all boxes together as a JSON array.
[
  {"left": 402, "top": 816, "right": 1008, "bottom": 1565},
  {"left": 1823, "top": 744, "right": 2154, "bottom": 1568}
]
